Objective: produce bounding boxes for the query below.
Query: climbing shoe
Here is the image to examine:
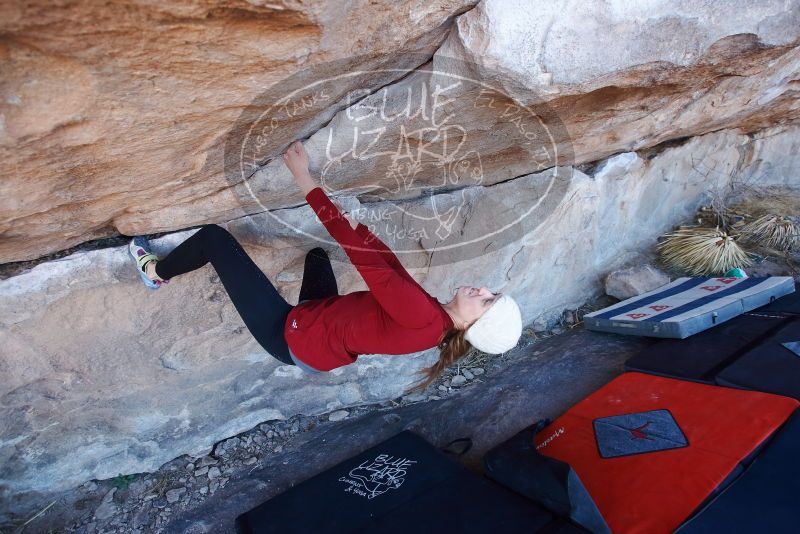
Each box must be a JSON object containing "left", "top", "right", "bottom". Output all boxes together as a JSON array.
[{"left": 128, "top": 236, "right": 170, "bottom": 289}]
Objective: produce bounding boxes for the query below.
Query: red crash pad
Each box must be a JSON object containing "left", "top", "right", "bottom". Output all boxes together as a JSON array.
[{"left": 533, "top": 372, "right": 798, "bottom": 534}]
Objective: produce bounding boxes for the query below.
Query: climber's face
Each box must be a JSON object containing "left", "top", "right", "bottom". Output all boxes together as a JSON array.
[{"left": 451, "top": 286, "right": 500, "bottom": 327}]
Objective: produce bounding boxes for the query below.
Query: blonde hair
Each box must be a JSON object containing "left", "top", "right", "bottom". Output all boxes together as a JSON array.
[{"left": 404, "top": 327, "right": 473, "bottom": 395}]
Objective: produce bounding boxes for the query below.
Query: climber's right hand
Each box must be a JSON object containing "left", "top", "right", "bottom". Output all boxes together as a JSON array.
[{"left": 283, "top": 140, "right": 316, "bottom": 195}]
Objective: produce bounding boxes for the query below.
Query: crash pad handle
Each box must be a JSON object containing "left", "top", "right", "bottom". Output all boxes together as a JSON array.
[
  {"left": 533, "top": 418, "right": 552, "bottom": 435},
  {"left": 440, "top": 437, "right": 473, "bottom": 457}
]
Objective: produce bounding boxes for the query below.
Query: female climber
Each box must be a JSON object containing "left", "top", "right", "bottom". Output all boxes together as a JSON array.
[{"left": 128, "top": 140, "right": 522, "bottom": 394}]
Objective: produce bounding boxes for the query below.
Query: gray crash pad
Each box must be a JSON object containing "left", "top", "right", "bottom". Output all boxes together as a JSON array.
[{"left": 585, "top": 276, "right": 795, "bottom": 339}]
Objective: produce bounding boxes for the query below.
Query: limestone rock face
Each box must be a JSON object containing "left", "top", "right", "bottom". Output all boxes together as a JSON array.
[
  {"left": 444, "top": 0, "right": 800, "bottom": 90},
  {"left": 2, "top": 0, "right": 799, "bottom": 263},
  {"left": 2, "top": 121, "right": 798, "bottom": 497},
  {"left": 0, "top": 0, "right": 478, "bottom": 263},
  {"left": 438, "top": 0, "right": 800, "bottom": 171},
  {"left": 116, "top": 4, "right": 800, "bottom": 250},
  {"left": 0, "top": 220, "right": 442, "bottom": 494}
]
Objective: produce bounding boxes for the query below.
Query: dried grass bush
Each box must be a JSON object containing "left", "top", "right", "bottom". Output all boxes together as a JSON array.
[
  {"left": 703, "top": 168, "right": 767, "bottom": 231},
  {"left": 657, "top": 226, "right": 751, "bottom": 276},
  {"left": 738, "top": 214, "right": 800, "bottom": 252}
]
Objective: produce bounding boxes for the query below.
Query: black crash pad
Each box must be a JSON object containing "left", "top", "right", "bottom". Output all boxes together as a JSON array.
[
  {"left": 624, "top": 312, "right": 790, "bottom": 382},
  {"left": 235, "top": 430, "right": 582, "bottom": 534},
  {"left": 482, "top": 421, "right": 609, "bottom": 534},
  {"left": 752, "top": 289, "right": 800, "bottom": 315},
  {"left": 716, "top": 317, "right": 800, "bottom": 400},
  {"left": 677, "top": 409, "right": 800, "bottom": 533}
]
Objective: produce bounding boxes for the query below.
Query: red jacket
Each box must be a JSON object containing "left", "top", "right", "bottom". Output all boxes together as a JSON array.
[{"left": 284, "top": 186, "right": 454, "bottom": 371}]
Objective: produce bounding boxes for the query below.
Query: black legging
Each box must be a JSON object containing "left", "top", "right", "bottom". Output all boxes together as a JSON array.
[{"left": 154, "top": 224, "right": 339, "bottom": 365}]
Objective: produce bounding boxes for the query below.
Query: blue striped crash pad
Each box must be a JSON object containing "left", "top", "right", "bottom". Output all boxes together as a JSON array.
[{"left": 585, "top": 276, "right": 795, "bottom": 339}]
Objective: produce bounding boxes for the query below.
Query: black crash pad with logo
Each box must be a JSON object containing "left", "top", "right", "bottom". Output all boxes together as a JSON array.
[{"left": 235, "top": 430, "right": 584, "bottom": 534}]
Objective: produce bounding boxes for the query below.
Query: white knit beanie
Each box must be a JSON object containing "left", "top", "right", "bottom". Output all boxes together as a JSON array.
[{"left": 464, "top": 294, "right": 523, "bottom": 354}]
